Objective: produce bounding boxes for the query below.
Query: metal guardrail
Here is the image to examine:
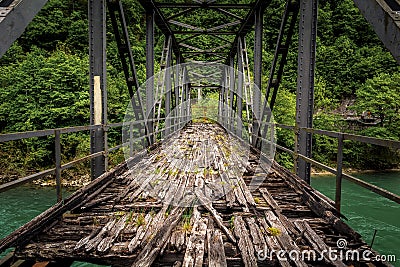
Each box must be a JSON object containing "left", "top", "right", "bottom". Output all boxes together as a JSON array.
[
  {"left": 0, "top": 113, "right": 192, "bottom": 201},
  {"left": 0, "top": 124, "right": 121, "bottom": 200},
  {"left": 1, "top": 119, "right": 399, "bottom": 212},
  {"left": 273, "top": 123, "right": 400, "bottom": 211}
]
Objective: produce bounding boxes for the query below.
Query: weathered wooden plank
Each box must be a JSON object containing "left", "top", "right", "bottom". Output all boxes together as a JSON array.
[
  {"left": 141, "top": 206, "right": 169, "bottom": 245},
  {"left": 84, "top": 219, "right": 117, "bottom": 252},
  {"left": 97, "top": 214, "right": 128, "bottom": 253},
  {"left": 194, "top": 188, "right": 236, "bottom": 243},
  {"left": 256, "top": 217, "right": 291, "bottom": 267},
  {"left": 130, "top": 206, "right": 185, "bottom": 267},
  {"left": 128, "top": 213, "right": 153, "bottom": 252},
  {"left": 244, "top": 217, "right": 267, "bottom": 254},
  {"left": 206, "top": 218, "right": 227, "bottom": 267},
  {"left": 233, "top": 216, "right": 257, "bottom": 267},
  {"left": 263, "top": 210, "right": 308, "bottom": 267},
  {"left": 259, "top": 188, "right": 299, "bottom": 235},
  {"left": 259, "top": 188, "right": 281, "bottom": 211},
  {"left": 294, "top": 220, "right": 347, "bottom": 267},
  {"left": 182, "top": 209, "right": 207, "bottom": 267}
]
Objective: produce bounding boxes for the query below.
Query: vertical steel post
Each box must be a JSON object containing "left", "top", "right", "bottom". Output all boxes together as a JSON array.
[
  {"left": 237, "top": 38, "right": 244, "bottom": 138},
  {"left": 335, "top": 134, "right": 344, "bottom": 212},
  {"left": 181, "top": 66, "right": 186, "bottom": 128},
  {"left": 104, "top": 127, "right": 108, "bottom": 171},
  {"left": 253, "top": 6, "right": 263, "bottom": 146},
  {"left": 129, "top": 122, "right": 134, "bottom": 158},
  {"left": 55, "top": 130, "right": 62, "bottom": 203},
  {"left": 224, "top": 67, "right": 230, "bottom": 129},
  {"left": 222, "top": 67, "right": 227, "bottom": 126},
  {"left": 174, "top": 57, "right": 181, "bottom": 131},
  {"left": 165, "top": 36, "right": 172, "bottom": 136},
  {"left": 229, "top": 57, "right": 235, "bottom": 133},
  {"left": 218, "top": 71, "right": 225, "bottom": 124},
  {"left": 89, "top": 0, "right": 107, "bottom": 180},
  {"left": 295, "top": 0, "right": 317, "bottom": 183},
  {"left": 186, "top": 69, "right": 190, "bottom": 122},
  {"left": 146, "top": 8, "right": 155, "bottom": 145}
]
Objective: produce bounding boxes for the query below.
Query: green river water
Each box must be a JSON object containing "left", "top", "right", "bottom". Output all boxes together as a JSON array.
[{"left": 0, "top": 172, "right": 399, "bottom": 266}]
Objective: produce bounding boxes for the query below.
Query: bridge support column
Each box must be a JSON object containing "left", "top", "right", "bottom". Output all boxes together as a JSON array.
[
  {"left": 229, "top": 57, "right": 235, "bottom": 133},
  {"left": 165, "top": 36, "right": 172, "bottom": 136},
  {"left": 295, "top": 0, "right": 318, "bottom": 183},
  {"left": 185, "top": 68, "right": 191, "bottom": 121},
  {"left": 146, "top": 8, "right": 155, "bottom": 145},
  {"left": 218, "top": 70, "right": 224, "bottom": 125},
  {"left": 174, "top": 57, "right": 181, "bottom": 131},
  {"left": 252, "top": 6, "right": 264, "bottom": 146},
  {"left": 89, "top": 0, "right": 107, "bottom": 180},
  {"left": 237, "top": 40, "right": 244, "bottom": 138}
]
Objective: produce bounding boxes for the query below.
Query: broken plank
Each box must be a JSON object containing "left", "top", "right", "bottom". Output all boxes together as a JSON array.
[
  {"left": 233, "top": 216, "right": 257, "bottom": 267},
  {"left": 130, "top": 206, "right": 186, "bottom": 267},
  {"left": 206, "top": 218, "right": 227, "bottom": 267}
]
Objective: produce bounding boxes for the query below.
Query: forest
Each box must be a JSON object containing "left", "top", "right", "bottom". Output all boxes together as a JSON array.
[{"left": 0, "top": 0, "right": 399, "bottom": 183}]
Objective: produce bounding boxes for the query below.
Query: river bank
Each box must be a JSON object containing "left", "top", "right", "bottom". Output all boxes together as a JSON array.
[
  {"left": 0, "top": 171, "right": 91, "bottom": 188},
  {"left": 31, "top": 173, "right": 91, "bottom": 187}
]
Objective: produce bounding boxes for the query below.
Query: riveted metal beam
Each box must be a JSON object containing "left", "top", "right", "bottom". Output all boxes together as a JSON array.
[
  {"left": 257, "top": 0, "right": 299, "bottom": 149},
  {"left": 237, "top": 38, "right": 244, "bottom": 138},
  {"left": 146, "top": 8, "right": 155, "bottom": 145},
  {"left": 295, "top": 0, "right": 318, "bottom": 183},
  {"left": 353, "top": 0, "right": 400, "bottom": 64},
  {"left": 139, "top": 0, "right": 182, "bottom": 61},
  {"left": 156, "top": 3, "right": 252, "bottom": 9},
  {"left": 0, "top": 0, "right": 48, "bottom": 57},
  {"left": 252, "top": 5, "right": 263, "bottom": 146},
  {"left": 89, "top": 0, "right": 107, "bottom": 179},
  {"left": 225, "top": 0, "right": 272, "bottom": 65},
  {"left": 165, "top": 36, "right": 173, "bottom": 136}
]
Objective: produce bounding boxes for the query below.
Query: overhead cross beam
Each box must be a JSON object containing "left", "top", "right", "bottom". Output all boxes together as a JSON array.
[
  {"left": 156, "top": 3, "right": 253, "bottom": 9},
  {"left": 148, "top": 1, "right": 254, "bottom": 62},
  {"left": 225, "top": 0, "right": 272, "bottom": 65},
  {"left": 139, "top": 0, "right": 183, "bottom": 61}
]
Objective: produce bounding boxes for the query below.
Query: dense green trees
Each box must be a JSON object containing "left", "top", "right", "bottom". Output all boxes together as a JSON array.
[
  {"left": 0, "top": 0, "right": 399, "bottom": 177},
  {"left": 354, "top": 73, "right": 400, "bottom": 128},
  {"left": 0, "top": 48, "right": 89, "bottom": 132}
]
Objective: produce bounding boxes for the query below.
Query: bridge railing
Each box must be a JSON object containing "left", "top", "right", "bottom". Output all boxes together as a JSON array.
[
  {"left": 262, "top": 122, "right": 400, "bottom": 211},
  {"left": 0, "top": 124, "right": 122, "bottom": 202},
  {"left": 0, "top": 106, "right": 193, "bottom": 202}
]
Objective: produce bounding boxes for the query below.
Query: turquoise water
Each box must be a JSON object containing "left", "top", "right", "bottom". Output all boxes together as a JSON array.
[
  {"left": 0, "top": 174, "right": 398, "bottom": 266},
  {"left": 312, "top": 171, "right": 400, "bottom": 266},
  {"left": 0, "top": 185, "right": 107, "bottom": 266}
]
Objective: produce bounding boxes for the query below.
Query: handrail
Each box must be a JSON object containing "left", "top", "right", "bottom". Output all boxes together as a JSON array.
[
  {"left": 1, "top": 120, "right": 398, "bottom": 211},
  {"left": 272, "top": 123, "right": 400, "bottom": 211},
  {"left": 0, "top": 113, "right": 192, "bottom": 200},
  {"left": 273, "top": 122, "right": 400, "bottom": 149},
  {"left": 0, "top": 123, "right": 129, "bottom": 198}
]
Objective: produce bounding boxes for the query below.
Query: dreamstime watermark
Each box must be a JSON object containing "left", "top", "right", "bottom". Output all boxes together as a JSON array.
[{"left": 257, "top": 238, "right": 396, "bottom": 263}]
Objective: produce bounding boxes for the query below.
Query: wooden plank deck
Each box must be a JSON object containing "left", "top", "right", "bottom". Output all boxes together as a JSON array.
[{"left": 0, "top": 123, "right": 390, "bottom": 267}]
